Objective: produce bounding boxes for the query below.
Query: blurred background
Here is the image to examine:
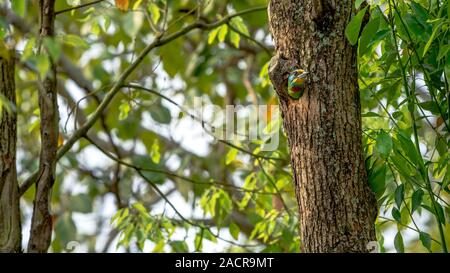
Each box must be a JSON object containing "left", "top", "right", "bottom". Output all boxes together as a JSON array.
[{"left": 1, "top": 0, "right": 449, "bottom": 252}]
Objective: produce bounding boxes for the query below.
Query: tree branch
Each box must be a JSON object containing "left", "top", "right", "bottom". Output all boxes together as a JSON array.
[
  {"left": 227, "top": 24, "right": 272, "bottom": 57},
  {"left": 0, "top": 37, "right": 21, "bottom": 253},
  {"left": 123, "top": 83, "right": 283, "bottom": 162},
  {"left": 84, "top": 135, "right": 285, "bottom": 196},
  {"left": 55, "top": 0, "right": 106, "bottom": 16},
  {"left": 20, "top": 5, "right": 268, "bottom": 192},
  {"left": 28, "top": 0, "right": 58, "bottom": 253}
]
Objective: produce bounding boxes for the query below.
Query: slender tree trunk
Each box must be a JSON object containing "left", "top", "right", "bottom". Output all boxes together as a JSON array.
[
  {"left": 28, "top": 0, "right": 58, "bottom": 253},
  {"left": 268, "top": 0, "right": 377, "bottom": 252},
  {"left": 0, "top": 40, "right": 21, "bottom": 253}
]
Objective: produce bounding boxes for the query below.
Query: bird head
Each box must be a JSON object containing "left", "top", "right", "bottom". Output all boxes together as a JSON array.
[
  {"left": 291, "top": 69, "right": 309, "bottom": 79},
  {"left": 288, "top": 69, "right": 309, "bottom": 84}
]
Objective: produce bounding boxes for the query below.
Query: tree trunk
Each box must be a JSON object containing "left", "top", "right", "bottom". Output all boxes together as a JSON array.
[
  {"left": 28, "top": 0, "right": 58, "bottom": 253},
  {"left": 0, "top": 40, "right": 21, "bottom": 253},
  {"left": 268, "top": 0, "right": 377, "bottom": 252}
]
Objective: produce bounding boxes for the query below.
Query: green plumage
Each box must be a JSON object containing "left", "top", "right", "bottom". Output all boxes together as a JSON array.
[{"left": 287, "top": 69, "right": 308, "bottom": 100}]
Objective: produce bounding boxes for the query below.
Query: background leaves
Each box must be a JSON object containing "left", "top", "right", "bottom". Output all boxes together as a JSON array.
[{"left": 1, "top": 0, "right": 448, "bottom": 253}]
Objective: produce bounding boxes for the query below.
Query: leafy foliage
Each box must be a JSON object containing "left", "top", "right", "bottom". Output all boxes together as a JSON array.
[
  {"left": 357, "top": 0, "right": 450, "bottom": 253},
  {"left": 0, "top": 0, "right": 448, "bottom": 253}
]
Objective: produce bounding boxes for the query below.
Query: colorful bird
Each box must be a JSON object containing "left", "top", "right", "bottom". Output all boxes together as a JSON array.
[{"left": 287, "top": 69, "right": 309, "bottom": 100}]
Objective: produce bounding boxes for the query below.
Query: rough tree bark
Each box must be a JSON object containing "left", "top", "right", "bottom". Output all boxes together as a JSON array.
[
  {"left": 268, "top": 0, "right": 377, "bottom": 252},
  {"left": 0, "top": 39, "right": 21, "bottom": 253},
  {"left": 28, "top": 0, "right": 58, "bottom": 253}
]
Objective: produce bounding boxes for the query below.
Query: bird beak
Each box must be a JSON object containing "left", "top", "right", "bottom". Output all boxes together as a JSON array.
[
  {"left": 293, "top": 69, "right": 309, "bottom": 77},
  {"left": 298, "top": 70, "right": 309, "bottom": 78},
  {"left": 302, "top": 71, "right": 309, "bottom": 76}
]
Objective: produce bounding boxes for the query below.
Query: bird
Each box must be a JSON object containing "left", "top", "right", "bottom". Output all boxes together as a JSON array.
[{"left": 287, "top": 69, "right": 309, "bottom": 100}]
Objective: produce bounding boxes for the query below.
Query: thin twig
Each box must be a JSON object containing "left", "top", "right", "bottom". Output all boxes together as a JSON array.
[
  {"left": 227, "top": 24, "right": 272, "bottom": 56},
  {"left": 55, "top": 0, "right": 106, "bottom": 15}
]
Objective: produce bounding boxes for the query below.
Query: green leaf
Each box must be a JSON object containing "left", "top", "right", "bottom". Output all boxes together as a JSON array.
[
  {"left": 123, "top": 12, "right": 144, "bottom": 38},
  {"left": 422, "top": 204, "right": 446, "bottom": 224},
  {"left": 69, "top": 194, "right": 93, "bottom": 213},
  {"left": 225, "top": 148, "right": 238, "bottom": 165},
  {"left": 230, "top": 17, "right": 249, "bottom": 36},
  {"left": 229, "top": 222, "right": 240, "bottom": 240},
  {"left": 148, "top": 3, "right": 160, "bottom": 24},
  {"left": 203, "top": 229, "right": 217, "bottom": 243},
  {"left": 391, "top": 150, "right": 415, "bottom": 177},
  {"left": 170, "top": 240, "right": 189, "bottom": 252},
  {"left": 194, "top": 233, "right": 203, "bottom": 251},
  {"left": 91, "top": 20, "right": 101, "bottom": 36},
  {"left": 11, "top": 0, "right": 26, "bottom": 17},
  {"left": 376, "top": 130, "right": 393, "bottom": 158},
  {"left": 419, "top": 101, "right": 440, "bottom": 114},
  {"left": 434, "top": 203, "right": 446, "bottom": 224},
  {"left": 448, "top": 0, "right": 450, "bottom": 21},
  {"left": 118, "top": 101, "right": 131, "bottom": 121},
  {"left": 132, "top": 202, "right": 148, "bottom": 215},
  {"left": 208, "top": 27, "right": 220, "bottom": 44},
  {"left": 410, "top": 1, "right": 429, "bottom": 24},
  {"left": 259, "top": 62, "right": 270, "bottom": 87},
  {"left": 62, "top": 34, "right": 89, "bottom": 49},
  {"left": 133, "top": 0, "right": 143, "bottom": 10},
  {"left": 111, "top": 208, "right": 129, "bottom": 225},
  {"left": 102, "top": 15, "right": 111, "bottom": 32},
  {"left": 368, "top": 161, "right": 386, "bottom": 198},
  {"left": 419, "top": 232, "right": 432, "bottom": 251},
  {"left": 230, "top": 30, "right": 240, "bottom": 48},
  {"left": 394, "top": 184, "right": 405, "bottom": 208},
  {"left": 216, "top": 190, "right": 233, "bottom": 224},
  {"left": 423, "top": 21, "right": 443, "bottom": 57},
  {"left": 359, "top": 15, "right": 380, "bottom": 56},
  {"left": 362, "top": 111, "right": 382, "bottom": 118},
  {"left": 158, "top": 38, "right": 185, "bottom": 77},
  {"left": 21, "top": 38, "right": 36, "bottom": 62},
  {"left": 218, "top": 24, "right": 228, "bottom": 43},
  {"left": 355, "top": 0, "right": 365, "bottom": 9},
  {"left": 34, "top": 54, "right": 50, "bottom": 79},
  {"left": 136, "top": 228, "right": 145, "bottom": 250},
  {"left": 345, "top": 6, "right": 368, "bottom": 46},
  {"left": 55, "top": 213, "right": 77, "bottom": 247},
  {"left": 392, "top": 207, "right": 402, "bottom": 223},
  {"left": 437, "top": 44, "right": 450, "bottom": 60},
  {"left": 150, "top": 139, "right": 161, "bottom": 164},
  {"left": 442, "top": 166, "right": 450, "bottom": 189},
  {"left": 132, "top": 155, "right": 166, "bottom": 184},
  {"left": 394, "top": 232, "right": 404, "bottom": 253},
  {"left": 411, "top": 189, "right": 424, "bottom": 213},
  {"left": 403, "top": 14, "right": 427, "bottom": 41},
  {"left": 396, "top": 132, "right": 422, "bottom": 166},
  {"left": 149, "top": 104, "right": 171, "bottom": 124}
]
